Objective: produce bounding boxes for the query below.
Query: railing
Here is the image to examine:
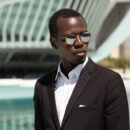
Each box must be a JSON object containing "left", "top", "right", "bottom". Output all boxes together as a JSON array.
[
  {"left": 0, "top": 111, "right": 34, "bottom": 130},
  {"left": 0, "top": 0, "right": 112, "bottom": 50}
]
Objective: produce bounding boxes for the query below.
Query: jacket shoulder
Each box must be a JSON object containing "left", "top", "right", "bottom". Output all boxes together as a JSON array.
[
  {"left": 88, "top": 58, "right": 119, "bottom": 77},
  {"left": 36, "top": 68, "right": 57, "bottom": 86},
  {"left": 95, "top": 62, "right": 120, "bottom": 78}
]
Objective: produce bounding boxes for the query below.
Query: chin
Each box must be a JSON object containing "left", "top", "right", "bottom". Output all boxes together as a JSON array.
[{"left": 73, "top": 56, "right": 86, "bottom": 65}]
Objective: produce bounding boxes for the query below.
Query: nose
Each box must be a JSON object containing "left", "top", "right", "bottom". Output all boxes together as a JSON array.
[{"left": 74, "top": 35, "right": 83, "bottom": 48}]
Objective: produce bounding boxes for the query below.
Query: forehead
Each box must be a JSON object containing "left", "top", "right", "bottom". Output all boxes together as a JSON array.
[{"left": 57, "top": 16, "right": 87, "bottom": 36}]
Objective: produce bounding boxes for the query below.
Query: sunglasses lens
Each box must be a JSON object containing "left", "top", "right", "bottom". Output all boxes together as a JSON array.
[
  {"left": 66, "top": 34, "right": 76, "bottom": 45},
  {"left": 65, "top": 32, "right": 91, "bottom": 45},
  {"left": 66, "top": 38, "right": 76, "bottom": 45},
  {"left": 81, "top": 36, "right": 91, "bottom": 43},
  {"left": 81, "top": 32, "right": 91, "bottom": 43}
]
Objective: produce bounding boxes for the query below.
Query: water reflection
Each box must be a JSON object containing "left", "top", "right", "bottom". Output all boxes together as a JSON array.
[{"left": 0, "top": 98, "right": 34, "bottom": 130}]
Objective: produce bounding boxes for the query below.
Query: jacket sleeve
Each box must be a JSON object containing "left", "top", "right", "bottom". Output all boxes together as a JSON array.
[
  {"left": 104, "top": 73, "right": 129, "bottom": 130},
  {"left": 33, "top": 81, "right": 45, "bottom": 130}
]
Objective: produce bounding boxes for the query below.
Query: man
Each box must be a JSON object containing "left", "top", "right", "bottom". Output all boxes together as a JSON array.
[{"left": 34, "top": 8, "right": 129, "bottom": 130}]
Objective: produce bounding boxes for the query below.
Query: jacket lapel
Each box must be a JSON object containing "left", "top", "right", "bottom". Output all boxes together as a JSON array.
[
  {"left": 61, "top": 58, "right": 96, "bottom": 128},
  {"left": 48, "top": 84, "right": 61, "bottom": 130},
  {"left": 47, "top": 70, "right": 61, "bottom": 130}
]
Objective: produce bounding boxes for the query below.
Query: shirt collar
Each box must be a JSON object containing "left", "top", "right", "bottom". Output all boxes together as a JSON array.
[{"left": 55, "top": 57, "right": 88, "bottom": 81}]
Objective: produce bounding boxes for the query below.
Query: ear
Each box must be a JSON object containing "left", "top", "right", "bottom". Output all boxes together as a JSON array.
[{"left": 50, "top": 36, "right": 58, "bottom": 49}]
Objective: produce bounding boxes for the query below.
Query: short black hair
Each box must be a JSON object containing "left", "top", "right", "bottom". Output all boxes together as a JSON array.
[{"left": 49, "top": 8, "right": 86, "bottom": 38}]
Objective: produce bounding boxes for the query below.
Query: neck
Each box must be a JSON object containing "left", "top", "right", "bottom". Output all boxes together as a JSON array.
[{"left": 60, "top": 62, "right": 77, "bottom": 78}]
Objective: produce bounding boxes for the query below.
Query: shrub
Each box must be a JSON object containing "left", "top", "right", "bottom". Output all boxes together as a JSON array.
[{"left": 98, "top": 57, "right": 130, "bottom": 73}]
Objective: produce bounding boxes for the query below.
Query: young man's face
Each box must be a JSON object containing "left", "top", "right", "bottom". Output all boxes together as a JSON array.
[{"left": 52, "top": 16, "right": 89, "bottom": 66}]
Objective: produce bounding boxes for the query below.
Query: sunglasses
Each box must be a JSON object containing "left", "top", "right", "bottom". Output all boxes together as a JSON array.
[{"left": 65, "top": 32, "right": 91, "bottom": 45}]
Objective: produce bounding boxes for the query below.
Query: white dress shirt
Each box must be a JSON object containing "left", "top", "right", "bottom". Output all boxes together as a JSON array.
[{"left": 55, "top": 57, "right": 88, "bottom": 126}]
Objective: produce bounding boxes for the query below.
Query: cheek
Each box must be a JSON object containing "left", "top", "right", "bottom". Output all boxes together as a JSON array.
[
  {"left": 57, "top": 43, "right": 72, "bottom": 54},
  {"left": 59, "top": 48, "right": 72, "bottom": 57},
  {"left": 82, "top": 43, "right": 88, "bottom": 49},
  {"left": 58, "top": 47, "right": 74, "bottom": 60},
  {"left": 85, "top": 44, "right": 89, "bottom": 49}
]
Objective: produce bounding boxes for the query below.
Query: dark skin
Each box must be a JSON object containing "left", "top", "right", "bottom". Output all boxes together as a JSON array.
[{"left": 50, "top": 16, "right": 88, "bottom": 77}]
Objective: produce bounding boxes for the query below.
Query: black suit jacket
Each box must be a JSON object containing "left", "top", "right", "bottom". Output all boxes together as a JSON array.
[{"left": 34, "top": 58, "right": 129, "bottom": 130}]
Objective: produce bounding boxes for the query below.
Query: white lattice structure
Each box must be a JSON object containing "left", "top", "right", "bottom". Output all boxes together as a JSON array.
[{"left": 0, "top": 0, "right": 130, "bottom": 76}]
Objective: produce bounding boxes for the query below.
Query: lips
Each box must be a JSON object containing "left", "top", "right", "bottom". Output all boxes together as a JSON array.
[{"left": 73, "top": 50, "right": 86, "bottom": 56}]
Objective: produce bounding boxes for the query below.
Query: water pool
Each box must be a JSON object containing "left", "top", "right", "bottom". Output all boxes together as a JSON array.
[
  {"left": 0, "top": 85, "right": 34, "bottom": 130},
  {"left": 0, "top": 81, "right": 130, "bottom": 130},
  {"left": 0, "top": 98, "right": 34, "bottom": 130}
]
